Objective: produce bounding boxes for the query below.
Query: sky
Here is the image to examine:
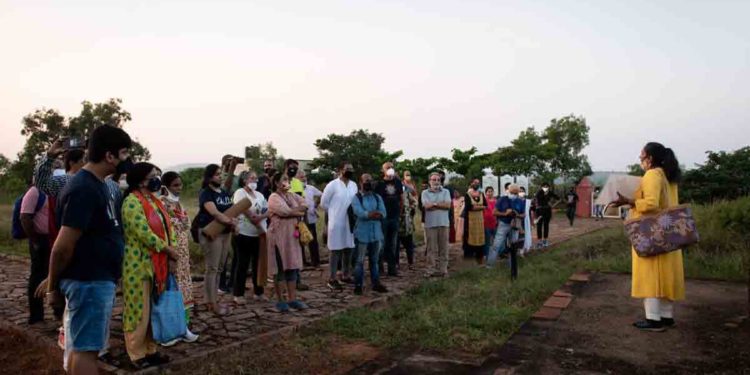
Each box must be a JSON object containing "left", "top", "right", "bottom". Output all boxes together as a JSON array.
[{"left": 1, "top": 0, "right": 748, "bottom": 172}]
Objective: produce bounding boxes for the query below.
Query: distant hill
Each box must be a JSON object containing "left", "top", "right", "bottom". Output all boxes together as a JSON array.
[{"left": 162, "top": 163, "right": 208, "bottom": 172}]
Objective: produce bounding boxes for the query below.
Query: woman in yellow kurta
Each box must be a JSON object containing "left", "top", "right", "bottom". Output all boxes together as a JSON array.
[
  {"left": 463, "top": 179, "right": 486, "bottom": 264},
  {"left": 612, "top": 142, "right": 685, "bottom": 332},
  {"left": 122, "top": 163, "right": 178, "bottom": 368}
]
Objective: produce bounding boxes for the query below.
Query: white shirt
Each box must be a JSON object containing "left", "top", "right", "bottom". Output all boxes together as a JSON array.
[
  {"left": 304, "top": 185, "right": 323, "bottom": 224},
  {"left": 320, "top": 178, "right": 358, "bottom": 250},
  {"left": 233, "top": 188, "right": 268, "bottom": 237}
]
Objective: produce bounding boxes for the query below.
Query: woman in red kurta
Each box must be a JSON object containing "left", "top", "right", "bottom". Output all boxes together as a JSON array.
[{"left": 267, "top": 173, "right": 309, "bottom": 313}]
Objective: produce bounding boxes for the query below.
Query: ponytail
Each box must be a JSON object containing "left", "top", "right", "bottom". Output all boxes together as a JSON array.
[{"left": 643, "top": 142, "right": 681, "bottom": 183}]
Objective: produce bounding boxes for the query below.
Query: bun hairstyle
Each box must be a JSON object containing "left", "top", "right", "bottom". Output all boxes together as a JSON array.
[
  {"left": 270, "top": 172, "right": 285, "bottom": 192},
  {"left": 643, "top": 142, "right": 682, "bottom": 183},
  {"left": 124, "top": 162, "right": 157, "bottom": 198}
]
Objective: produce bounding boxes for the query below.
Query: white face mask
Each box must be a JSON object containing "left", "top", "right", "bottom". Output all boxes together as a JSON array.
[
  {"left": 53, "top": 169, "right": 66, "bottom": 177},
  {"left": 386, "top": 168, "right": 396, "bottom": 177},
  {"left": 542, "top": 187, "right": 549, "bottom": 193},
  {"left": 509, "top": 194, "right": 519, "bottom": 199},
  {"left": 247, "top": 182, "right": 257, "bottom": 191},
  {"left": 119, "top": 179, "right": 128, "bottom": 190},
  {"left": 519, "top": 192, "right": 526, "bottom": 198},
  {"left": 166, "top": 191, "right": 180, "bottom": 202}
]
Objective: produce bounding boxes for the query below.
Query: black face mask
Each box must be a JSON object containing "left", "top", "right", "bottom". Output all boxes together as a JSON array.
[
  {"left": 116, "top": 158, "right": 133, "bottom": 175},
  {"left": 343, "top": 171, "right": 354, "bottom": 179},
  {"left": 264, "top": 168, "right": 272, "bottom": 175},
  {"left": 287, "top": 168, "right": 298, "bottom": 178},
  {"left": 362, "top": 181, "right": 374, "bottom": 191},
  {"left": 471, "top": 184, "right": 480, "bottom": 190},
  {"left": 147, "top": 177, "right": 162, "bottom": 192}
]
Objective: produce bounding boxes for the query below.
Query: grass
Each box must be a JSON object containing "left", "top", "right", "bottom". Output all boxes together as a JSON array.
[{"left": 0, "top": 204, "right": 30, "bottom": 258}]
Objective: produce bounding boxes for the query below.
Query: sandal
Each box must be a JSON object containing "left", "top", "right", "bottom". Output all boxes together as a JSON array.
[{"left": 98, "top": 352, "right": 122, "bottom": 367}]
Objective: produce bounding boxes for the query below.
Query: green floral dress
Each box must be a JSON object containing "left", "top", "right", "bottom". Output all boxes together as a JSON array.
[{"left": 122, "top": 194, "right": 175, "bottom": 332}]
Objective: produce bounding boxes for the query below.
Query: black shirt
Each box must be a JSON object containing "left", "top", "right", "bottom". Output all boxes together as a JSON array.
[
  {"left": 198, "top": 187, "right": 233, "bottom": 228},
  {"left": 57, "top": 169, "right": 124, "bottom": 282},
  {"left": 566, "top": 192, "right": 579, "bottom": 207},
  {"left": 375, "top": 178, "right": 404, "bottom": 220},
  {"left": 256, "top": 175, "right": 272, "bottom": 200},
  {"left": 535, "top": 190, "right": 560, "bottom": 210}
]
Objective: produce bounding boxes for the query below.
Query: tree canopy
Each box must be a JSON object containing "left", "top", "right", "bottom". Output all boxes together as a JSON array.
[{"left": 311, "top": 129, "right": 402, "bottom": 178}]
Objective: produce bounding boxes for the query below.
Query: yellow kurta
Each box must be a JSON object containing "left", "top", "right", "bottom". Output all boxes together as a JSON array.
[{"left": 630, "top": 168, "right": 685, "bottom": 301}]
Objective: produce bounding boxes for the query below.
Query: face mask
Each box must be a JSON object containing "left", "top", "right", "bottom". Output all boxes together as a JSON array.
[
  {"left": 287, "top": 168, "right": 298, "bottom": 178},
  {"left": 264, "top": 167, "right": 272, "bottom": 175},
  {"left": 53, "top": 169, "right": 66, "bottom": 177},
  {"left": 542, "top": 187, "right": 549, "bottom": 193},
  {"left": 386, "top": 168, "right": 395, "bottom": 178},
  {"left": 147, "top": 177, "right": 162, "bottom": 192},
  {"left": 247, "top": 182, "right": 257, "bottom": 190},
  {"left": 165, "top": 191, "right": 180, "bottom": 202},
  {"left": 343, "top": 171, "right": 354, "bottom": 179},
  {"left": 430, "top": 182, "right": 441, "bottom": 189},
  {"left": 362, "top": 181, "right": 374, "bottom": 191},
  {"left": 471, "top": 184, "right": 480, "bottom": 190},
  {"left": 519, "top": 192, "right": 526, "bottom": 198},
  {"left": 509, "top": 194, "right": 519, "bottom": 199},
  {"left": 119, "top": 179, "right": 128, "bottom": 190},
  {"left": 116, "top": 157, "right": 133, "bottom": 175}
]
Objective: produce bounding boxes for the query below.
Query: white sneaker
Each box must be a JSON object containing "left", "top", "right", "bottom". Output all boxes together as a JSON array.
[
  {"left": 253, "top": 294, "right": 269, "bottom": 302},
  {"left": 233, "top": 296, "right": 247, "bottom": 305},
  {"left": 161, "top": 338, "right": 180, "bottom": 347},
  {"left": 183, "top": 329, "right": 199, "bottom": 343}
]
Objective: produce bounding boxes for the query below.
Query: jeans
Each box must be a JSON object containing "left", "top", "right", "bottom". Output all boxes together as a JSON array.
[
  {"left": 381, "top": 218, "right": 400, "bottom": 275},
  {"left": 354, "top": 241, "right": 382, "bottom": 288},
  {"left": 28, "top": 237, "right": 62, "bottom": 321},
  {"left": 306, "top": 222, "right": 321, "bottom": 266},
  {"left": 233, "top": 234, "right": 264, "bottom": 297},
  {"left": 398, "top": 234, "right": 415, "bottom": 265},
  {"left": 488, "top": 222, "right": 512, "bottom": 267},
  {"left": 329, "top": 248, "right": 353, "bottom": 280},
  {"left": 536, "top": 207, "right": 552, "bottom": 239},
  {"left": 566, "top": 206, "right": 576, "bottom": 226},
  {"left": 483, "top": 228, "right": 496, "bottom": 258},
  {"left": 59, "top": 279, "right": 116, "bottom": 353}
]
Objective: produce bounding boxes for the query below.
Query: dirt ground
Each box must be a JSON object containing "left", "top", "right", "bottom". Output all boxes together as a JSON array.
[
  {"left": 480, "top": 273, "right": 750, "bottom": 375},
  {"left": 0, "top": 324, "right": 64, "bottom": 375}
]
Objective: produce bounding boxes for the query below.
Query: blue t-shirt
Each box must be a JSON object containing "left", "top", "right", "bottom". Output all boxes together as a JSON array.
[
  {"left": 56, "top": 169, "right": 124, "bottom": 282},
  {"left": 495, "top": 196, "right": 526, "bottom": 224},
  {"left": 198, "top": 187, "right": 233, "bottom": 228}
]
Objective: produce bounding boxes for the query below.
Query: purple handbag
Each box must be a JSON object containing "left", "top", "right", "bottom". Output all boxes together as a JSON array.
[{"left": 624, "top": 204, "right": 699, "bottom": 257}]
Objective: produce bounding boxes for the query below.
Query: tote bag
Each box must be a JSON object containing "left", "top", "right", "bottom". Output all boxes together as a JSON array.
[{"left": 151, "top": 274, "right": 187, "bottom": 343}]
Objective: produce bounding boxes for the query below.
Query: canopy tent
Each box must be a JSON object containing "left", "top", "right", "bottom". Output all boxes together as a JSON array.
[{"left": 595, "top": 174, "right": 641, "bottom": 206}]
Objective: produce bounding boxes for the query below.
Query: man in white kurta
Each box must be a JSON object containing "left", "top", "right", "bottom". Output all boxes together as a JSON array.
[{"left": 320, "top": 163, "right": 359, "bottom": 290}]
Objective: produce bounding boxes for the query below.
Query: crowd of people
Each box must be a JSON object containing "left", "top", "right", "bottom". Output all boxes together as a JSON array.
[{"left": 12, "top": 125, "right": 687, "bottom": 373}]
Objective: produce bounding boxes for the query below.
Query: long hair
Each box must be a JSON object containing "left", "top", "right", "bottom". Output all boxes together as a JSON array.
[
  {"left": 643, "top": 142, "right": 682, "bottom": 183},
  {"left": 124, "top": 162, "right": 157, "bottom": 198},
  {"left": 202, "top": 164, "right": 220, "bottom": 189},
  {"left": 162, "top": 171, "right": 181, "bottom": 189}
]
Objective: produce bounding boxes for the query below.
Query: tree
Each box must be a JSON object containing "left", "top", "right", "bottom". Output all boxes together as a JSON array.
[
  {"left": 396, "top": 157, "right": 439, "bottom": 185},
  {"left": 311, "top": 129, "right": 402, "bottom": 178},
  {"left": 245, "top": 142, "right": 285, "bottom": 172},
  {"left": 437, "top": 147, "right": 490, "bottom": 180},
  {"left": 543, "top": 114, "right": 592, "bottom": 183},
  {"left": 491, "top": 127, "right": 551, "bottom": 177},
  {"left": 627, "top": 163, "right": 645, "bottom": 177},
  {"left": 682, "top": 147, "right": 750, "bottom": 204}
]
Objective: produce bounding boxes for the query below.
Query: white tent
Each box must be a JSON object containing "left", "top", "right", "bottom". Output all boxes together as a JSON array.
[{"left": 594, "top": 174, "right": 641, "bottom": 218}]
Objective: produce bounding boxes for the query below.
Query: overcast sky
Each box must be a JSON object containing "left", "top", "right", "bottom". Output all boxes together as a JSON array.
[{"left": 1, "top": 0, "right": 748, "bottom": 172}]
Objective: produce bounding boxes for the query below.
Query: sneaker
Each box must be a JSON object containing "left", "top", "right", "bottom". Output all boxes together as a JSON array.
[
  {"left": 253, "top": 294, "right": 269, "bottom": 302},
  {"left": 341, "top": 277, "right": 355, "bottom": 284},
  {"left": 183, "top": 329, "right": 200, "bottom": 343},
  {"left": 217, "top": 289, "right": 227, "bottom": 296},
  {"left": 233, "top": 296, "right": 247, "bottom": 305},
  {"left": 275, "top": 302, "right": 290, "bottom": 313},
  {"left": 633, "top": 319, "right": 665, "bottom": 332},
  {"left": 297, "top": 283, "right": 311, "bottom": 291},
  {"left": 543, "top": 240, "right": 550, "bottom": 248},
  {"left": 373, "top": 284, "right": 389, "bottom": 293},
  {"left": 145, "top": 353, "right": 171, "bottom": 366},
  {"left": 288, "top": 300, "right": 309, "bottom": 310},
  {"left": 661, "top": 318, "right": 676, "bottom": 328},
  {"left": 57, "top": 327, "right": 65, "bottom": 350},
  {"left": 354, "top": 286, "right": 363, "bottom": 295},
  {"left": 160, "top": 338, "right": 180, "bottom": 347},
  {"left": 327, "top": 280, "right": 344, "bottom": 291}
]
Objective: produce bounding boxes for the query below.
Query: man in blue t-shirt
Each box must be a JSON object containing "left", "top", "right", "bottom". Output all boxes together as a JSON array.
[
  {"left": 44, "top": 125, "right": 133, "bottom": 374},
  {"left": 487, "top": 184, "right": 525, "bottom": 268}
]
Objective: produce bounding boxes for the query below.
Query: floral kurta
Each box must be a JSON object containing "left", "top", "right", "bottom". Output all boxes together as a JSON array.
[
  {"left": 161, "top": 197, "right": 194, "bottom": 308},
  {"left": 122, "top": 194, "right": 175, "bottom": 332}
]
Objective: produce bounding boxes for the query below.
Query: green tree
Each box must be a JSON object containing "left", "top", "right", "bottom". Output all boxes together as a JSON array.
[
  {"left": 245, "top": 142, "right": 285, "bottom": 172},
  {"left": 491, "top": 127, "right": 551, "bottom": 177},
  {"left": 437, "top": 147, "right": 491, "bottom": 181},
  {"left": 627, "top": 163, "right": 645, "bottom": 176},
  {"left": 682, "top": 147, "right": 750, "bottom": 204},
  {"left": 543, "top": 114, "right": 592, "bottom": 183},
  {"left": 396, "top": 157, "right": 439, "bottom": 185},
  {"left": 311, "top": 129, "right": 402, "bottom": 178}
]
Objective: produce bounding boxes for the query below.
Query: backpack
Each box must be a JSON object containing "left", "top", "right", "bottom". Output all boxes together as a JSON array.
[
  {"left": 347, "top": 193, "right": 364, "bottom": 233},
  {"left": 12, "top": 189, "right": 46, "bottom": 240}
]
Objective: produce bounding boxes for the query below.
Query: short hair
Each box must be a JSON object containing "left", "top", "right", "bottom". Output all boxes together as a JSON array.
[
  {"left": 429, "top": 172, "right": 441, "bottom": 180},
  {"left": 284, "top": 159, "right": 299, "bottom": 168},
  {"left": 238, "top": 170, "right": 257, "bottom": 186},
  {"left": 87, "top": 125, "right": 132, "bottom": 163},
  {"left": 485, "top": 186, "right": 494, "bottom": 193},
  {"left": 508, "top": 184, "right": 520, "bottom": 194},
  {"left": 125, "top": 162, "right": 157, "bottom": 195},
  {"left": 339, "top": 161, "right": 351, "bottom": 171},
  {"left": 504, "top": 182, "right": 511, "bottom": 190},
  {"left": 541, "top": 182, "right": 550, "bottom": 187},
  {"left": 64, "top": 149, "right": 85, "bottom": 171},
  {"left": 519, "top": 186, "right": 526, "bottom": 192}
]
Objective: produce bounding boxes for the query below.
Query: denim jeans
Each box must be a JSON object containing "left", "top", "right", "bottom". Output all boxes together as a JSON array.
[
  {"left": 483, "top": 228, "right": 496, "bottom": 258},
  {"left": 381, "top": 218, "right": 400, "bottom": 275},
  {"left": 354, "top": 241, "right": 381, "bottom": 288},
  {"left": 487, "top": 222, "right": 512, "bottom": 267}
]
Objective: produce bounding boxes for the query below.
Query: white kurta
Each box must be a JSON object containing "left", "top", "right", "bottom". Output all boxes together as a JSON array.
[{"left": 321, "top": 178, "right": 359, "bottom": 251}]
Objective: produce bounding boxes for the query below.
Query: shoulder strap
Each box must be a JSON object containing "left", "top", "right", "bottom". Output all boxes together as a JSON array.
[{"left": 34, "top": 191, "right": 46, "bottom": 213}]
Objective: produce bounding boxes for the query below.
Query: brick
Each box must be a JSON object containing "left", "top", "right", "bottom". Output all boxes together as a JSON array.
[
  {"left": 532, "top": 307, "right": 562, "bottom": 321},
  {"left": 544, "top": 296, "right": 572, "bottom": 309},
  {"left": 553, "top": 290, "right": 573, "bottom": 298},
  {"left": 569, "top": 273, "right": 590, "bottom": 282}
]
